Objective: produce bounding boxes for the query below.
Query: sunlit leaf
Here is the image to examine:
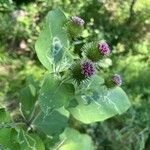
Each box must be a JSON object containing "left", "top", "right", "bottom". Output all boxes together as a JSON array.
[
  {"left": 58, "top": 128, "right": 94, "bottom": 150},
  {"left": 68, "top": 75, "right": 131, "bottom": 123}
]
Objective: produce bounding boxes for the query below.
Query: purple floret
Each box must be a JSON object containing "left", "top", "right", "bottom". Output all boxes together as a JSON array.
[
  {"left": 112, "top": 74, "right": 122, "bottom": 86},
  {"left": 81, "top": 60, "right": 95, "bottom": 77},
  {"left": 98, "top": 41, "right": 110, "bottom": 55},
  {"left": 71, "top": 16, "right": 85, "bottom": 27}
]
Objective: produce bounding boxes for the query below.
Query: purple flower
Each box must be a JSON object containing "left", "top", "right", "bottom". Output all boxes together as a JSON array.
[
  {"left": 71, "top": 16, "right": 85, "bottom": 27},
  {"left": 98, "top": 41, "right": 110, "bottom": 55},
  {"left": 112, "top": 74, "right": 122, "bottom": 86},
  {"left": 81, "top": 60, "right": 95, "bottom": 77}
]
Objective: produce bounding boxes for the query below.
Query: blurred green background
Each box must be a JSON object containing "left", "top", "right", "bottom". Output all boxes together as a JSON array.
[{"left": 0, "top": 0, "right": 150, "bottom": 149}]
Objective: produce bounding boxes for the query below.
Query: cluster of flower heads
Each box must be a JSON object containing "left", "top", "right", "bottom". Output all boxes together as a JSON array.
[{"left": 70, "top": 16, "right": 122, "bottom": 87}]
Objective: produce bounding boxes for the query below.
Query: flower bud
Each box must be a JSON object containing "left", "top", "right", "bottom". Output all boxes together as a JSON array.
[
  {"left": 98, "top": 41, "right": 110, "bottom": 56},
  {"left": 67, "top": 16, "right": 85, "bottom": 38},
  {"left": 112, "top": 74, "right": 122, "bottom": 86},
  {"left": 81, "top": 60, "right": 95, "bottom": 77},
  {"left": 71, "top": 16, "right": 85, "bottom": 27},
  {"left": 71, "top": 60, "right": 95, "bottom": 84},
  {"left": 83, "top": 41, "right": 110, "bottom": 62},
  {"left": 105, "top": 74, "right": 122, "bottom": 88}
]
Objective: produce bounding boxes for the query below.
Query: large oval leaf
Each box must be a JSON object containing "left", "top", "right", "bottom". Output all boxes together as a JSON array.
[
  {"left": 35, "top": 9, "right": 70, "bottom": 71},
  {"left": 38, "top": 74, "right": 74, "bottom": 114},
  {"left": 32, "top": 108, "right": 69, "bottom": 137},
  {"left": 68, "top": 76, "right": 131, "bottom": 124}
]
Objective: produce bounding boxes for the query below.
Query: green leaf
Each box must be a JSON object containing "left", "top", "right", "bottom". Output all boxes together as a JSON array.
[
  {"left": 0, "top": 109, "right": 16, "bottom": 150},
  {"left": 32, "top": 109, "right": 69, "bottom": 137},
  {"left": 0, "top": 128, "right": 45, "bottom": 150},
  {"left": 0, "top": 107, "right": 10, "bottom": 123},
  {"left": 3, "top": 128, "right": 44, "bottom": 150},
  {"left": 19, "top": 76, "right": 39, "bottom": 118},
  {"left": 17, "top": 130, "right": 45, "bottom": 150},
  {"left": 29, "top": 134, "right": 45, "bottom": 150},
  {"left": 38, "top": 74, "right": 74, "bottom": 114},
  {"left": 68, "top": 76, "right": 131, "bottom": 124},
  {"left": 0, "top": 128, "right": 20, "bottom": 150},
  {"left": 35, "top": 9, "right": 70, "bottom": 71},
  {"left": 58, "top": 128, "right": 94, "bottom": 150},
  {"left": 0, "top": 128, "right": 11, "bottom": 149}
]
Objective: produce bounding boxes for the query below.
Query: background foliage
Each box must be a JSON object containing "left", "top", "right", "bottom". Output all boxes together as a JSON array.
[{"left": 0, "top": 0, "right": 150, "bottom": 149}]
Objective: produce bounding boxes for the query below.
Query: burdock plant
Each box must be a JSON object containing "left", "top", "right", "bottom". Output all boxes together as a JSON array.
[{"left": 0, "top": 9, "right": 131, "bottom": 150}]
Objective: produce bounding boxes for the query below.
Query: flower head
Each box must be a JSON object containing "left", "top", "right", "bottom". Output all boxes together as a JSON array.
[
  {"left": 98, "top": 41, "right": 110, "bottom": 56},
  {"left": 112, "top": 74, "right": 122, "bottom": 86},
  {"left": 81, "top": 60, "right": 95, "bottom": 77},
  {"left": 71, "top": 16, "right": 85, "bottom": 27}
]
